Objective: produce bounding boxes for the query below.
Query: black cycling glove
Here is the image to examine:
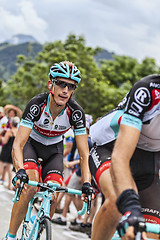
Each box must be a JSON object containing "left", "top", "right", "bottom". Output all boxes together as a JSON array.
[
  {"left": 12, "top": 168, "right": 29, "bottom": 186},
  {"left": 116, "top": 189, "right": 146, "bottom": 237},
  {"left": 82, "top": 182, "right": 95, "bottom": 196}
]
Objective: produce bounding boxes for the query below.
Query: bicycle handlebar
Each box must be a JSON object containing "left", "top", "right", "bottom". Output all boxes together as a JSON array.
[
  {"left": 13, "top": 181, "right": 25, "bottom": 203},
  {"left": 12, "top": 180, "right": 90, "bottom": 215}
]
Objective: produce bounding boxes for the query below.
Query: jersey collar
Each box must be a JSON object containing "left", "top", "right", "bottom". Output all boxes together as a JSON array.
[{"left": 45, "top": 95, "right": 66, "bottom": 117}]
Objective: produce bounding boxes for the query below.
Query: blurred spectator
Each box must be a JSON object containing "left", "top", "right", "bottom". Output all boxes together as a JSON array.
[
  {"left": 55, "top": 128, "right": 74, "bottom": 213},
  {"left": 0, "top": 117, "right": 20, "bottom": 189},
  {"left": 0, "top": 107, "right": 8, "bottom": 178},
  {"left": 0, "top": 106, "right": 8, "bottom": 149},
  {"left": 0, "top": 105, "right": 22, "bottom": 184},
  {"left": 4, "top": 105, "right": 22, "bottom": 130},
  {"left": 52, "top": 114, "right": 94, "bottom": 228},
  {"left": 63, "top": 128, "right": 74, "bottom": 181}
]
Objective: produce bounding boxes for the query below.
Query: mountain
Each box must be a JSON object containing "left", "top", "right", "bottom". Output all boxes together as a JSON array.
[
  {"left": 0, "top": 35, "right": 114, "bottom": 82},
  {"left": 94, "top": 49, "right": 114, "bottom": 62},
  {"left": 6, "top": 34, "right": 38, "bottom": 45},
  {"left": 0, "top": 41, "right": 43, "bottom": 82}
]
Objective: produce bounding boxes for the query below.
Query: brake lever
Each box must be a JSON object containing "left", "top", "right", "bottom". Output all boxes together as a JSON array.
[
  {"left": 13, "top": 181, "right": 25, "bottom": 203},
  {"left": 135, "top": 232, "right": 142, "bottom": 240},
  {"left": 87, "top": 194, "right": 91, "bottom": 215}
]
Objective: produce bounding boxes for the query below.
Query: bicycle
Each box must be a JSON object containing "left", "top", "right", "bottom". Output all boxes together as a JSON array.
[{"left": 12, "top": 180, "right": 89, "bottom": 240}]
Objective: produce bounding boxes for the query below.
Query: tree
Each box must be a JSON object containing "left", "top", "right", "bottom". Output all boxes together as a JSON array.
[
  {"left": 5, "top": 35, "right": 104, "bottom": 120},
  {"left": 3, "top": 35, "right": 160, "bottom": 121},
  {"left": 100, "top": 55, "right": 139, "bottom": 87},
  {"left": 137, "top": 57, "right": 160, "bottom": 78}
]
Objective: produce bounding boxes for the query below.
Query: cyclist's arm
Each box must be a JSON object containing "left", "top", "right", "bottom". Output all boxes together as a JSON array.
[
  {"left": 110, "top": 124, "right": 147, "bottom": 239},
  {"left": 110, "top": 124, "right": 140, "bottom": 195},
  {"left": 75, "top": 134, "right": 91, "bottom": 183},
  {"left": 12, "top": 125, "right": 32, "bottom": 171}
]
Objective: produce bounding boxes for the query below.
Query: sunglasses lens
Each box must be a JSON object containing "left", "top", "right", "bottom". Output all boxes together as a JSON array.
[
  {"left": 68, "top": 83, "right": 77, "bottom": 90},
  {"left": 54, "top": 80, "right": 76, "bottom": 90}
]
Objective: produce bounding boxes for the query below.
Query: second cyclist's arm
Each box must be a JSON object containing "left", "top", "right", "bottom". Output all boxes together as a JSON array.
[
  {"left": 75, "top": 134, "right": 91, "bottom": 184},
  {"left": 12, "top": 125, "right": 32, "bottom": 171},
  {"left": 110, "top": 124, "right": 140, "bottom": 196}
]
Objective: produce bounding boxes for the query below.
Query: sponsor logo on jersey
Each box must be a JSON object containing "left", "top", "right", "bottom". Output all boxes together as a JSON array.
[
  {"left": 134, "top": 87, "right": 151, "bottom": 106},
  {"left": 150, "top": 82, "right": 160, "bottom": 89},
  {"left": 90, "top": 148, "right": 101, "bottom": 168},
  {"left": 148, "top": 89, "right": 160, "bottom": 110},
  {"left": 72, "top": 110, "right": 82, "bottom": 122},
  {"left": 30, "top": 104, "right": 40, "bottom": 117},
  {"left": 154, "top": 89, "right": 160, "bottom": 100},
  {"left": 26, "top": 113, "right": 34, "bottom": 121},
  {"left": 142, "top": 208, "right": 160, "bottom": 217},
  {"left": 75, "top": 120, "right": 84, "bottom": 128},
  {"left": 54, "top": 125, "right": 66, "bottom": 130},
  {"left": 43, "top": 119, "right": 49, "bottom": 125},
  {"left": 128, "top": 102, "right": 143, "bottom": 117},
  {"left": 58, "top": 125, "right": 66, "bottom": 130}
]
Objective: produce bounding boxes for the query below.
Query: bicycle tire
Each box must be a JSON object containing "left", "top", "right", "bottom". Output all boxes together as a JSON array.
[{"left": 36, "top": 217, "right": 52, "bottom": 240}]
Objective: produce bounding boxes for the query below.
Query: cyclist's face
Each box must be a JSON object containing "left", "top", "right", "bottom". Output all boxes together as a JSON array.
[{"left": 48, "top": 78, "right": 76, "bottom": 106}]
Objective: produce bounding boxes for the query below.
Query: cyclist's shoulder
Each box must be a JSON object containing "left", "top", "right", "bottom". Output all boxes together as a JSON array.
[
  {"left": 67, "top": 98, "right": 84, "bottom": 112},
  {"left": 67, "top": 99, "right": 84, "bottom": 116},
  {"left": 28, "top": 92, "right": 49, "bottom": 105},
  {"left": 22, "top": 92, "right": 49, "bottom": 122},
  {"left": 130, "top": 74, "right": 160, "bottom": 94}
]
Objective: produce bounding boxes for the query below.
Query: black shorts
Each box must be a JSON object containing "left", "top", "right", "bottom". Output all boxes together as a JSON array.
[
  {"left": 89, "top": 142, "right": 160, "bottom": 224},
  {"left": 23, "top": 137, "right": 64, "bottom": 185}
]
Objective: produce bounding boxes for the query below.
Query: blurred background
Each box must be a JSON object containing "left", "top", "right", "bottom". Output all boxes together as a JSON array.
[{"left": 0, "top": 0, "right": 160, "bottom": 121}]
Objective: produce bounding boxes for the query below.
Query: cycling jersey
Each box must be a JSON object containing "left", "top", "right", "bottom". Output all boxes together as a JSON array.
[
  {"left": 20, "top": 92, "right": 86, "bottom": 145},
  {"left": 90, "top": 74, "right": 160, "bottom": 152}
]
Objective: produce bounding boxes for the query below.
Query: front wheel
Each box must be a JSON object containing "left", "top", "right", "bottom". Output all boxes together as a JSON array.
[{"left": 37, "top": 217, "right": 52, "bottom": 240}]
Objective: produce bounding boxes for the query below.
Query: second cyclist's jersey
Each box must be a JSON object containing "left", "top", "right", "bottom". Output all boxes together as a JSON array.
[
  {"left": 90, "top": 74, "right": 160, "bottom": 152},
  {"left": 20, "top": 92, "right": 86, "bottom": 145}
]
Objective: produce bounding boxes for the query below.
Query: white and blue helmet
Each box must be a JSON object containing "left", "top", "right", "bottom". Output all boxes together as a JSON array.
[{"left": 49, "top": 61, "right": 81, "bottom": 84}]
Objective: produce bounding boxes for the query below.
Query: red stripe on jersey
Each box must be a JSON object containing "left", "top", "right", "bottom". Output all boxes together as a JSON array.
[
  {"left": 118, "top": 116, "right": 122, "bottom": 125},
  {"left": 33, "top": 124, "right": 70, "bottom": 137},
  {"left": 24, "top": 162, "right": 38, "bottom": 171},
  {"left": 43, "top": 173, "right": 63, "bottom": 186},
  {"left": 66, "top": 106, "right": 71, "bottom": 120},
  {"left": 143, "top": 214, "right": 160, "bottom": 224},
  {"left": 41, "top": 102, "right": 47, "bottom": 116},
  {"left": 149, "top": 89, "right": 160, "bottom": 110},
  {"left": 95, "top": 161, "right": 111, "bottom": 191}
]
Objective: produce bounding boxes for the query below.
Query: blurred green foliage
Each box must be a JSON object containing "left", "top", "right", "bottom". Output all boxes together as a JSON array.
[{"left": 1, "top": 34, "right": 160, "bottom": 121}]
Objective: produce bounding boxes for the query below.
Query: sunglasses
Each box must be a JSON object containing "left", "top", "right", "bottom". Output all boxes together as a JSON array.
[{"left": 53, "top": 79, "right": 77, "bottom": 90}]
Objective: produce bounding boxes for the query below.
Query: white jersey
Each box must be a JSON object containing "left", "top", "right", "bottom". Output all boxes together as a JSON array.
[
  {"left": 20, "top": 92, "right": 86, "bottom": 145},
  {"left": 90, "top": 74, "right": 160, "bottom": 152}
]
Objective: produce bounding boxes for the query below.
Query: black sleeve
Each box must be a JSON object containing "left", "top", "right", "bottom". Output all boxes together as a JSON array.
[
  {"left": 67, "top": 99, "right": 86, "bottom": 130},
  {"left": 22, "top": 93, "right": 48, "bottom": 123},
  {"left": 124, "top": 80, "right": 152, "bottom": 120}
]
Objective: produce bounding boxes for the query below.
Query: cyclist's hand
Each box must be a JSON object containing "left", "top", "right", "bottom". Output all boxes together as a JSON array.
[
  {"left": 117, "top": 212, "right": 147, "bottom": 239},
  {"left": 82, "top": 182, "right": 95, "bottom": 215},
  {"left": 116, "top": 189, "right": 147, "bottom": 240},
  {"left": 12, "top": 168, "right": 29, "bottom": 188},
  {"left": 81, "top": 182, "right": 95, "bottom": 201}
]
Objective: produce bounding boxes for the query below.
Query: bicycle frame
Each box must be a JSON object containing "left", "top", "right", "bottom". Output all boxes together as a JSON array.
[
  {"left": 13, "top": 180, "right": 87, "bottom": 240},
  {"left": 21, "top": 190, "right": 53, "bottom": 239}
]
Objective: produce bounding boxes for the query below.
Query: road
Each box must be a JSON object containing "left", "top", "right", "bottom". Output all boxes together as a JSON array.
[{"left": 0, "top": 182, "right": 100, "bottom": 239}]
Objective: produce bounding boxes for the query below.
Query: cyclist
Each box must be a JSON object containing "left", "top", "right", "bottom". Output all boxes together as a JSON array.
[
  {"left": 89, "top": 74, "right": 160, "bottom": 240},
  {"left": 4, "top": 61, "right": 94, "bottom": 240}
]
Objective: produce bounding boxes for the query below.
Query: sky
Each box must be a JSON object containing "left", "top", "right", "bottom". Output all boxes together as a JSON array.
[{"left": 1, "top": 0, "right": 160, "bottom": 64}]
